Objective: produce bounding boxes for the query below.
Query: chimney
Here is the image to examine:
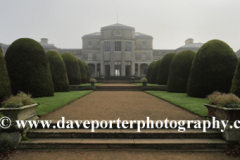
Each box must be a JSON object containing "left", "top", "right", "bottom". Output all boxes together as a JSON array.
[
  {"left": 41, "top": 38, "right": 48, "bottom": 44},
  {"left": 185, "top": 38, "right": 193, "bottom": 45}
]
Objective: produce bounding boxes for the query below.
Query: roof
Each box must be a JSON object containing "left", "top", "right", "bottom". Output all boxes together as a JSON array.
[
  {"left": 82, "top": 32, "right": 101, "bottom": 38},
  {"left": 135, "top": 32, "right": 153, "bottom": 39},
  {"left": 236, "top": 49, "right": 240, "bottom": 57},
  {"left": 101, "top": 23, "right": 135, "bottom": 30},
  {"left": 177, "top": 43, "right": 204, "bottom": 50}
]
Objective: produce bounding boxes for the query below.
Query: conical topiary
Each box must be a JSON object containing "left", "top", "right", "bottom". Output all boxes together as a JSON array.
[
  {"left": 230, "top": 58, "right": 240, "bottom": 97},
  {"left": 150, "top": 59, "right": 162, "bottom": 84},
  {"left": 157, "top": 53, "right": 176, "bottom": 85},
  {"left": 5, "top": 38, "right": 54, "bottom": 97},
  {"left": 167, "top": 50, "right": 196, "bottom": 93},
  {"left": 0, "top": 47, "right": 11, "bottom": 103},
  {"left": 187, "top": 39, "right": 238, "bottom": 98},
  {"left": 146, "top": 61, "right": 156, "bottom": 83},
  {"left": 61, "top": 52, "right": 81, "bottom": 85},
  {"left": 46, "top": 50, "right": 70, "bottom": 92}
]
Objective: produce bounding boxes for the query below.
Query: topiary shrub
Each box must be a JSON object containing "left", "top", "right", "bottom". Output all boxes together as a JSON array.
[
  {"left": 146, "top": 61, "right": 156, "bottom": 83},
  {"left": 230, "top": 58, "right": 240, "bottom": 97},
  {"left": 84, "top": 61, "right": 90, "bottom": 83},
  {"left": 77, "top": 59, "right": 85, "bottom": 84},
  {"left": 0, "top": 47, "right": 11, "bottom": 103},
  {"left": 167, "top": 50, "right": 196, "bottom": 93},
  {"left": 5, "top": 38, "right": 54, "bottom": 97},
  {"left": 150, "top": 59, "right": 162, "bottom": 84},
  {"left": 187, "top": 39, "right": 238, "bottom": 98},
  {"left": 61, "top": 52, "right": 81, "bottom": 85},
  {"left": 46, "top": 51, "right": 70, "bottom": 92},
  {"left": 157, "top": 53, "right": 176, "bottom": 85}
]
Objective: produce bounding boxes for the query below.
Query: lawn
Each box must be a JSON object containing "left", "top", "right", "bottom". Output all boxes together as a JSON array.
[
  {"left": 33, "top": 90, "right": 92, "bottom": 116},
  {"left": 71, "top": 83, "right": 103, "bottom": 86},
  {"left": 146, "top": 91, "right": 208, "bottom": 117},
  {"left": 133, "top": 83, "right": 166, "bottom": 86}
]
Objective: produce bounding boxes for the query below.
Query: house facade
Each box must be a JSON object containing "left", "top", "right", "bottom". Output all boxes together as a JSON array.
[{"left": 1, "top": 23, "right": 206, "bottom": 78}]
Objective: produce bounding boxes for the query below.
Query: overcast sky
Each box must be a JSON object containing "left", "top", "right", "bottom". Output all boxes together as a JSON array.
[{"left": 0, "top": 0, "right": 240, "bottom": 51}]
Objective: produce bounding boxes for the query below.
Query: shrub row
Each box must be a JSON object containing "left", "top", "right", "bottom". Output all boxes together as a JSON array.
[
  {"left": 3, "top": 38, "right": 91, "bottom": 98},
  {"left": 146, "top": 39, "right": 239, "bottom": 98}
]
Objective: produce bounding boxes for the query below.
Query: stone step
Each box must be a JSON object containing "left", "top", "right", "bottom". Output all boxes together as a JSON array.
[
  {"left": 95, "top": 86, "right": 142, "bottom": 91},
  {"left": 19, "top": 138, "right": 228, "bottom": 150},
  {"left": 34, "top": 120, "right": 208, "bottom": 129},
  {"left": 27, "top": 129, "right": 221, "bottom": 139}
]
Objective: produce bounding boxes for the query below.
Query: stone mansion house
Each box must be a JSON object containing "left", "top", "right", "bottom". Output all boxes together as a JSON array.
[{"left": 1, "top": 23, "right": 206, "bottom": 78}]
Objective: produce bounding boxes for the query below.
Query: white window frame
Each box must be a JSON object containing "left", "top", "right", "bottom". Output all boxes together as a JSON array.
[
  {"left": 142, "top": 42, "right": 146, "bottom": 47},
  {"left": 88, "top": 41, "right": 92, "bottom": 47},
  {"left": 125, "top": 42, "right": 132, "bottom": 52},
  {"left": 104, "top": 42, "right": 110, "bottom": 52},
  {"left": 115, "top": 41, "right": 121, "bottom": 51}
]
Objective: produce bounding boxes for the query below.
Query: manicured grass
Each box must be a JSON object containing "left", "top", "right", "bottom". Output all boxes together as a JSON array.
[
  {"left": 33, "top": 90, "right": 92, "bottom": 116},
  {"left": 71, "top": 83, "right": 103, "bottom": 86},
  {"left": 146, "top": 91, "right": 208, "bottom": 117},
  {"left": 133, "top": 83, "right": 166, "bottom": 86}
]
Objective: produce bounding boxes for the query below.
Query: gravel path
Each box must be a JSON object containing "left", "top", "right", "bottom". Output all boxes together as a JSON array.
[{"left": 41, "top": 91, "right": 202, "bottom": 120}]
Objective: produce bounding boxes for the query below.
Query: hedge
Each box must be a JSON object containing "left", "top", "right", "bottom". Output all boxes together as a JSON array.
[
  {"left": 77, "top": 59, "right": 86, "bottom": 84},
  {"left": 5, "top": 38, "right": 54, "bottom": 97},
  {"left": 157, "top": 53, "right": 176, "bottom": 85},
  {"left": 46, "top": 51, "right": 70, "bottom": 92},
  {"left": 150, "top": 59, "right": 162, "bottom": 84},
  {"left": 230, "top": 58, "right": 240, "bottom": 97},
  {"left": 167, "top": 50, "right": 196, "bottom": 93},
  {"left": 61, "top": 52, "right": 81, "bottom": 85},
  {"left": 187, "top": 39, "right": 238, "bottom": 98},
  {"left": 0, "top": 47, "right": 11, "bottom": 102},
  {"left": 146, "top": 61, "right": 156, "bottom": 83}
]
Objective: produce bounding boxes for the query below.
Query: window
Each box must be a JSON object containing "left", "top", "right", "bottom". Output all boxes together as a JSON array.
[
  {"left": 88, "top": 53, "right": 93, "bottom": 60},
  {"left": 125, "top": 61, "right": 131, "bottom": 65},
  {"left": 104, "top": 61, "right": 110, "bottom": 65},
  {"left": 97, "top": 41, "right": 100, "bottom": 47},
  {"left": 142, "top": 53, "right": 146, "bottom": 60},
  {"left": 104, "top": 42, "right": 110, "bottom": 52},
  {"left": 114, "top": 61, "right": 121, "bottom": 65},
  {"left": 142, "top": 42, "right": 146, "bottom": 47},
  {"left": 115, "top": 42, "right": 121, "bottom": 51},
  {"left": 125, "top": 42, "right": 132, "bottom": 52},
  {"left": 88, "top": 41, "right": 92, "bottom": 47},
  {"left": 144, "top": 67, "right": 147, "bottom": 74}
]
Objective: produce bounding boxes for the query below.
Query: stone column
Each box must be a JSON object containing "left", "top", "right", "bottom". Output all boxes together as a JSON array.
[
  {"left": 110, "top": 41, "right": 115, "bottom": 76},
  {"left": 121, "top": 41, "right": 126, "bottom": 76},
  {"left": 100, "top": 41, "right": 105, "bottom": 76},
  {"left": 131, "top": 41, "right": 135, "bottom": 76},
  {"left": 95, "top": 63, "right": 97, "bottom": 77}
]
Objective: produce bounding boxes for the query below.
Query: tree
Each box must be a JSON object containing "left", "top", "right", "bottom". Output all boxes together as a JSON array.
[
  {"left": 187, "top": 39, "right": 238, "bottom": 98},
  {"left": 157, "top": 53, "right": 176, "bottom": 85},
  {"left": 0, "top": 47, "right": 11, "bottom": 103},
  {"left": 5, "top": 38, "right": 54, "bottom": 97},
  {"left": 61, "top": 52, "right": 81, "bottom": 85},
  {"left": 167, "top": 50, "right": 196, "bottom": 93},
  {"left": 46, "top": 51, "right": 70, "bottom": 92}
]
